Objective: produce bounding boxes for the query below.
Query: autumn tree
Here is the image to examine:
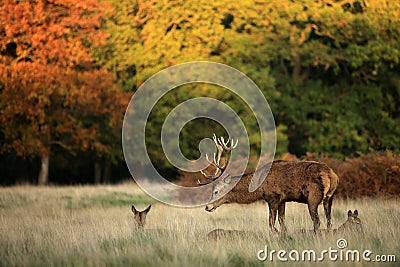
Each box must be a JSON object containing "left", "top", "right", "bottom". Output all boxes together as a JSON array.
[
  {"left": 2, "top": 0, "right": 398, "bottom": 183},
  {"left": 0, "top": 0, "right": 128, "bottom": 184},
  {"left": 98, "top": 0, "right": 399, "bottom": 179},
  {"left": 98, "top": 0, "right": 284, "bottom": 178}
]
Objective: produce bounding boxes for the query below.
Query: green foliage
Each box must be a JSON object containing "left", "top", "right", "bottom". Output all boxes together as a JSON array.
[
  {"left": 1, "top": 0, "right": 399, "bottom": 183},
  {"left": 98, "top": 0, "right": 399, "bottom": 176},
  {"left": 263, "top": 0, "right": 400, "bottom": 157},
  {"left": 143, "top": 83, "right": 266, "bottom": 177}
]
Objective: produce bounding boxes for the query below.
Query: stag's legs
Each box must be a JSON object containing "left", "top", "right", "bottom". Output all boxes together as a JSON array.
[
  {"left": 323, "top": 194, "right": 334, "bottom": 230},
  {"left": 307, "top": 202, "right": 320, "bottom": 232},
  {"left": 278, "top": 202, "right": 287, "bottom": 233},
  {"left": 267, "top": 200, "right": 280, "bottom": 232},
  {"left": 307, "top": 184, "right": 323, "bottom": 232}
]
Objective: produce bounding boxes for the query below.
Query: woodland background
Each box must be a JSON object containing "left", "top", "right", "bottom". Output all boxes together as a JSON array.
[{"left": 0, "top": 0, "right": 399, "bottom": 197}]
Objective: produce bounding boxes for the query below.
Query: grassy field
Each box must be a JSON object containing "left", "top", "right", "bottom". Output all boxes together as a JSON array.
[{"left": 0, "top": 183, "right": 398, "bottom": 267}]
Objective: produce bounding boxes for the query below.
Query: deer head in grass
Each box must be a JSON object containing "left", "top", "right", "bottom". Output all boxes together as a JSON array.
[{"left": 131, "top": 204, "right": 151, "bottom": 228}]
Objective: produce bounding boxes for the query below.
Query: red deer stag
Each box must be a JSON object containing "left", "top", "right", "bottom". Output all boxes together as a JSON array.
[{"left": 198, "top": 135, "right": 339, "bottom": 232}]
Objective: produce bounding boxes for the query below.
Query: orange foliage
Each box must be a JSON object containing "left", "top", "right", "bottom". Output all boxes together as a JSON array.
[
  {"left": 0, "top": 0, "right": 108, "bottom": 67},
  {"left": 304, "top": 152, "right": 400, "bottom": 199},
  {"left": 0, "top": 0, "right": 128, "bottom": 160}
]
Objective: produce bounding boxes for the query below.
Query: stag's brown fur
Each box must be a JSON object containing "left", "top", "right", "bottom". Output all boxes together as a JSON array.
[{"left": 205, "top": 160, "right": 339, "bottom": 232}]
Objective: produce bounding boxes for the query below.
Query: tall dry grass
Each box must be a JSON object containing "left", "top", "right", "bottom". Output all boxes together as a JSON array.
[{"left": 0, "top": 183, "right": 398, "bottom": 266}]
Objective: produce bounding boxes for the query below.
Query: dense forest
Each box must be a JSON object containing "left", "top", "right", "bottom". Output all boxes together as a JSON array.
[{"left": 0, "top": 0, "right": 399, "bottom": 185}]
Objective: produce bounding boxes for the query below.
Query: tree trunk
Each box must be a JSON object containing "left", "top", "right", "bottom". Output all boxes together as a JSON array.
[
  {"left": 103, "top": 160, "right": 111, "bottom": 184},
  {"left": 38, "top": 154, "right": 49, "bottom": 185},
  {"left": 94, "top": 162, "right": 102, "bottom": 184},
  {"left": 292, "top": 51, "right": 302, "bottom": 82}
]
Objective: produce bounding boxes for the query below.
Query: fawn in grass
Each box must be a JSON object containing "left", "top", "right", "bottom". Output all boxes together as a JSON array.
[
  {"left": 333, "top": 209, "right": 363, "bottom": 233},
  {"left": 206, "top": 229, "right": 245, "bottom": 240},
  {"left": 131, "top": 204, "right": 151, "bottom": 228},
  {"left": 299, "top": 209, "right": 363, "bottom": 235},
  {"left": 207, "top": 209, "right": 362, "bottom": 240},
  {"left": 198, "top": 134, "right": 339, "bottom": 233}
]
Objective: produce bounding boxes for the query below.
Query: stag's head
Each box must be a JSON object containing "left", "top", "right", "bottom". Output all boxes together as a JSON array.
[
  {"left": 197, "top": 134, "right": 238, "bottom": 212},
  {"left": 204, "top": 174, "right": 237, "bottom": 212},
  {"left": 131, "top": 204, "right": 151, "bottom": 228}
]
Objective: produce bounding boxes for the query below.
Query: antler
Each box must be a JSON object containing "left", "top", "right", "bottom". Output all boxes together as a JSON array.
[{"left": 197, "top": 134, "right": 238, "bottom": 185}]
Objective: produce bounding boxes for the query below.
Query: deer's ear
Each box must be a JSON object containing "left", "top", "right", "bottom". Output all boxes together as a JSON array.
[
  {"left": 353, "top": 210, "right": 358, "bottom": 217},
  {"left": 144, "top": 205, "right": 151, "bottom": 213},
  {"left": 347, "top": 210, "right": 352, "bottom": 217},
  {"left": 223, "top": 175, "right": 231, "bottom": 184},
  {"left": 131, "top": 205, "right": 137, "bottom": 214}
]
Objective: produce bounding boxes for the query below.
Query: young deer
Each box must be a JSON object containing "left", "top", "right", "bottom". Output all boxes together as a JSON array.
[
  {"left": 334, "top": 209, "right": 363, "bottom": 233},
  {"left": 208, "top": 210, "right": 363, "bottom": 239},
  {"left": 299, "top": 209, "right": 363, "bottom": 234},
  {"left": 131, "top": 204, "right": 151, "bottom": 228},
  {"left": 206, "top": 229, "right": 244, "bottom": 240},
  {"left": 198, "top": 134, "right": 339, "bottom": 233}
]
